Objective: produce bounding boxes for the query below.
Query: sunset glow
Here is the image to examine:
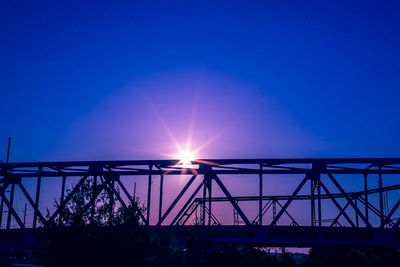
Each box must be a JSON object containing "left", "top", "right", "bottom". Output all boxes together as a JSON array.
[{"left": 177, "top": 149, "right": 195, "bottom": 166}]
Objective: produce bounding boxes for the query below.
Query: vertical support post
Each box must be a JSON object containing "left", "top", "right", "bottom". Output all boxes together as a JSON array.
[
  {"left": 378, "top": 165, "right": 384, "bottom": 227},
  {"left": 6, "top": 183, "right": 15, "bottom": 229},
  {"left": 364, "top": 173, "right": 368, "bottom": 225},
  {"left": 0, "top": 196, "right": 3, "bottom": 229},
  {"left": 311, "top": 176, "right": 315, "bottom": 227},
  {"left": 233, "top": 202, "right": 239, "bottom": 225},
  {"left": 147, "top": 165, "right": 152, "bottom": 225},
  {"left": 208, "top": 174, "right": 212, "bottom": 226},
  {"left": 0, "top": 193, "right": 4, "bottom": 229},
  {"left": 33, "top": 167, "right": 42, "bottom": 228},
  {"left": 272, "top": 200, "right": 276, "bottom": 220},
  {"left": 259, "top": 165, "right": 263, "bottom": 226},
  {"left": 2, "top": 137, "right": 11, "bottom": 229},
  {"left": 158, "top": 174, "right": 164, "bottom": 222},
  {"left": 195, "top": 204, "right": 198, "bottom": 223},
  {"left": 90, "top": 176, "right": 97, "bottom": 224},
  {"left": 317, "top": 172, "right": 322, "bottom": 227},
  {"left": 59, "top": 175, "right": 66, "bottom": 225},
  {"left": 109, "top": 180, "right": 114, "bottom": 225},
  {"left": 202, "top": 174, "right": 206, "bottom": 226}
]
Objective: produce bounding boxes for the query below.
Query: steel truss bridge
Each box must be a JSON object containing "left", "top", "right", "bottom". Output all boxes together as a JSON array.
[{"left": 1, "top": 158, "right": 400, "bottom": 248}]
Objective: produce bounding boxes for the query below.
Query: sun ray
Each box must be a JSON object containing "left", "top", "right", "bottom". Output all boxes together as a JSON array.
[
  {"left": 157, "top": 115, "right": 183, "bottom": 154},
  {"left": 154, "top": 94, "right": 243, "bottom": 176},
  {"left": 192, "top": 119, "right": 239, "bottom": 156},
  {"left": 185, "top": 94, "right": 198, "bottom": 153}
]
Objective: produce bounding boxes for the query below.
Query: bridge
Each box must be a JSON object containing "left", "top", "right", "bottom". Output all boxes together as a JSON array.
[{"left": 0, "top": 158, "right": 400, "bottom": 248}]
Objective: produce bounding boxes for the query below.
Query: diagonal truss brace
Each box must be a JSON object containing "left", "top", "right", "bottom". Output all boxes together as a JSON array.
[
  {"left": 268, "top": 174, "right": 309, "bottom": 227},
  {"left": 0, "top": 181, "right": 26, "bottom": 229},
  {"left": 382, "top": 198, "right": 400, "bottom": 228},
  {"left": 46, "top": 175, "right": 89, "bottom": 226},
  {"left": 327, "top": 173, "right": 372, "bottom": 228},
  {"left": 171, "top": 180, "right": 205, "bottom": 226},
  {"left": 153, "top": 174, "right": 198, "bottom": 232},
  {"left": 319, "top": 181, "right": 356, "bottom": 227},
  {"left": 212, "top": 173, "right": 255, "bottom": 233},
  {"left": 18, "top": 182, "right": 46, "bottom": 225}
]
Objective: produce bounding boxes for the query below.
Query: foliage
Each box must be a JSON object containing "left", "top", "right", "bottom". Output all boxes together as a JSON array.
[
  {"left": 303, "top": 246, "right": 400, "bottom": 267},
  {"left": 36, "top": 178, "right": 400, "bottom": 266},
  {"left": 47, "top": 177, "right": 146, "bottom": 227}
]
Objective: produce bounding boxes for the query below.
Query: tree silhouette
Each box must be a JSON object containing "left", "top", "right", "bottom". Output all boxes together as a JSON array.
[{"left": 35, "top": 177, "right": 400, "bottom": 267}]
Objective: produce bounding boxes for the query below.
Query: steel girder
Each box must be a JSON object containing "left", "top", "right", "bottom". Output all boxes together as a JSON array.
[{"left": 0, "top": 158, "right": 400, "bottom": 247}]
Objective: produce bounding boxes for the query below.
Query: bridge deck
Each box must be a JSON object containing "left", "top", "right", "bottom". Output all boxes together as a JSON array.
[
  {"left": 0, "top": 226, "right": 399, "bottom": 248},
  {"left": 1, "top": 158, "right": 400, "bottom": 247}
]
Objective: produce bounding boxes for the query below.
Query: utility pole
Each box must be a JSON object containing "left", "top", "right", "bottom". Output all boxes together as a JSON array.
[
  {"left": 5, "top": 138, "right": 13, "bottom": 229},
  {"left": 0, "top": 137, "right": 12, "bottom": 229},
  {"left": 6, "top": 137, "right": 11, "bottom": 164}
]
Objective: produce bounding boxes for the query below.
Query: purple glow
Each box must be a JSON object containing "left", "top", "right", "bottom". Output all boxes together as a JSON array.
[{"left": 53, "top": 70, "right": 321, "bottom": 161}]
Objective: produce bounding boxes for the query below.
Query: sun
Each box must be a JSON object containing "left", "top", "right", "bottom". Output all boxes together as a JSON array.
[
  {"left": 156, "top": 100, "right": 229, "bottom": 171},
  {"left": 178, "top": 149, "right": 195, "bottom": 166}
]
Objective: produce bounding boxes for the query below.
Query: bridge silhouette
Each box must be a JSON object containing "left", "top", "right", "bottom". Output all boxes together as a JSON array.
[{"left": 0, "top": 158, "right": 400, "bottom": 248}]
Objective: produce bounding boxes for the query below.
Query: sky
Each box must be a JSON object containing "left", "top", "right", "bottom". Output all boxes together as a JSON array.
[
  {"left": 1, "top": 0, "right": 400, "bottom": 162},
  {"left": 1, "top": 1, "right": 400, "bottom": 229}
]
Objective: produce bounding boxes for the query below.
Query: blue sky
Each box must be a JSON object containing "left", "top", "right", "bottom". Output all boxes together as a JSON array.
[
  {"left": 1, "top": 0, "right": 400, "bottom": 161},
  {"left": 2, "top": 1, "right": 400, "bottom": 232}
]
